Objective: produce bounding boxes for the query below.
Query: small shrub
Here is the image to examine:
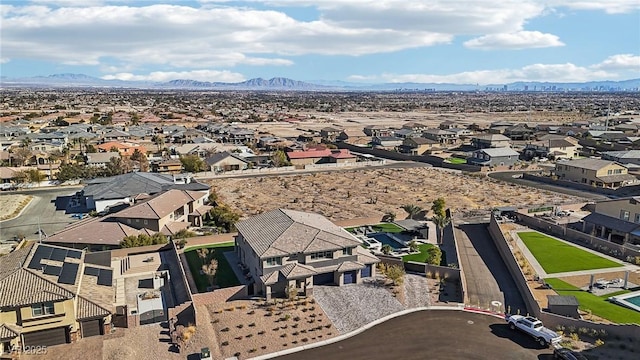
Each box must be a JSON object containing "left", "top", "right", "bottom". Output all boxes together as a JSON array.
[
  {"left": 235, "top": 336, "right": 243, "bottom": 340},
  {"left": 261, "top": 346, "right": 267, "bottom": 350},
  {"left": 248, "top": 310, "right": 255, "bottom": 315},
  {"left": 281, "top": 325, "right": 288, "bottom": 329},
  {"left": 221, "top": 341, "right": 229, "bottom": 346},
  {"left": 227, "top": 307, "right": 235, "bottom": 312},
  {"left": 292, "top": 340, "right": 298, "bottom": 344},
  {"left": 324, "top": 324, "right": 331, "bottom": 329},
  {"left": 273, "top": 327, "right": 280, "bottom": 331},
  {"left": 237, "top": 324, "right": 244, "bottom": 329},
  {"left": 258, "top": 330, "right": 265, "bottom": 335},
  {"left": 310, "top": 313, "right": 316, "bottom": 318},
  {"left": 211, "top": 319, "right": 219, "bottom": 324},
  {"left": 284, "top": 314, "right": 291, "bottom": 321},
  {"left": 292, "top": 324, "right": 299, "bottom": 329},
  {"left": 309, "top": 306, "right": 315, "bottom": 311},
  {"left": 283, "top": 343, "right": 287, "bottom": 347},
  {"left": 246, "top": 334, "right": 253, "bottom": 338},
  {"left": 221, "top": 327, "right": 229, "bottom": 332},
  {"left": 302, "top": 338, "right": 309, "bottom": 342},
  {"left": 293, "top": 316, "right": 301, "bottom": 321},
  {"left": 569, "top": 333, "right": 580, "bottom": 341},
  {"left": 249, "top": 322, "right": 256, "bottom": 327},
  {"left": 281, "top": 333, "right": 287, "bottom": 338},
  {"left": 328, "top": 332, "right": 332, "bottom": 335},
  {"left": 318, "top": 335, "right": 323, "bottom": 338},
  {"left": 249, "top": 348, "right": 256, "bottom": 353},
  {"left": 234, "top": 352, "right": 241, "bottom": 357},
  {"left": 301, "top": 329, "right": 307, "bottom": 333}
]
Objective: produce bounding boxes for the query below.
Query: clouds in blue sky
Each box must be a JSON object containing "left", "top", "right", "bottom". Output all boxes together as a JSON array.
[{"left": 1, "top": 0, "right": 639, "bottom": 84}]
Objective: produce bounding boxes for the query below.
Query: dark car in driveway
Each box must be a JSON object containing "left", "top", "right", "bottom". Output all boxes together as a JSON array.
[{"left": 553, "top": 347, "right": 588, "bottom": 360}]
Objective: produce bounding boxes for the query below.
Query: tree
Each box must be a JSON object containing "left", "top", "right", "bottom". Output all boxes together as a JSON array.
[
  {"left": 197, "top": 248, "right": 210, "bottom": 266},
  {"left": 381, "top": 244, "right": 393, "bottom": 255},
  {"left": 120, "top": 233, "right": 168, "bottom": 248},
  {"left": 385, "top": 265, "right": 405, "bottom": 286},
  {"left": 208, "top": 204, "right": 240, "bottom": 233},
  {"left": 11, "top": 147, "right": 33, "bottom": 166},
  {"left": 426, "top": 246, "right": 442, "bottom": 266},
  {"left": 382, "top": 211, "right": 396, "bottom": 222},
  {"left": 270, "top": 150, "right": 290, "bottom": 167},
  {"left": 202, "top": 259, "right": 218, "bottom": 288},
  {"left": 180, "top": 154, "right": 206, "bottom": 173},
  {"left": 401, "top": 204, "right": 423, "bottom": 220},
  {"left": 432, "top": 213, "right": 451, "bottom": 245},
  {"left": 431, "top": 197, "right": 446, "bottom": 218},
  {"left": 173, "top": 229, "right": 196, "bottom": 239},
  {"left": 105, "top": 156, "right": 125, "bottom": 176},
  {"left": 151, "top": 134, "right": 165, "bottom": 152},
  {"left": 408, "top": 240, "right": 420, "bottom": 253}
]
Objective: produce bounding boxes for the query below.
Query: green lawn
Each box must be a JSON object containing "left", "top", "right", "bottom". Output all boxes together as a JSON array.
[
  {"left": 518, "top": 231, "right": 622, "bottom": 273},
  {"left": 184, "top": 242, "right": 240, "bottom": 292},
  {"left": 544, "top": 278, "right": 640, "bottom": 324},
  {"left": 402, "top": 244, "right": 446, "bottom": 266},
  {"left": 372, "top": 223, "right": 404, "bottom": 233},
  {"left": 447, "top": 157, "right": 467, "bottom": 164}
]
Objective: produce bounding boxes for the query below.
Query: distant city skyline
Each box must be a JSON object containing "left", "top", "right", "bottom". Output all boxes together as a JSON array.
[{"left": 1, "top": 1, "right": 639, "bottom": 85}]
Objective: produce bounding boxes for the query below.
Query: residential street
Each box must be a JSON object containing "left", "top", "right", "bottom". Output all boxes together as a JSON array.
[
  {"left": 0, "top": 186, "right": 82, "bottom": 242},
  {"left": 488, "top": 171, "right": 609, "bottom": 200}
]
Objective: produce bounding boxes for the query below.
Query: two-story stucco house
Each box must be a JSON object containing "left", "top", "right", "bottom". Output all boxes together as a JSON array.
[
  {"left": 554, "top": 158, "right": 638, "bottom": 189},
  {"left": 581, "top": 197, "right": 640, "bottom": 245},
  {"left": 234, "top": 209, "right": 379, "bottom": 300},
  {"left": 0, "top": 244, "right": 113, "bottom": 354}
]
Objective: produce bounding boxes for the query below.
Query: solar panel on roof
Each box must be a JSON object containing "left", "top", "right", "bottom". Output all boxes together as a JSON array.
[
  {"left": 50, "top": 248, "right": 68, "bottom": 262},
  {"left": 83, "top": 266, "right": 100, "bottom": 276},
  {"left": 84, "top": 251, "right": 110, "bottom": 266},
  {"left": 58, "top": 262, "right": 79, "bottom": 285},
  {"left": 97, "top": 269, "right": 113, "bottom": 286},
  {"left": 67, "top": 250, "right": 82, "bottom": 259},
  {"left": 27, "top": 246, "right": 53, "bottom": 270},
  {"left": 43, "top": 265, "right": 62, "bottom": 276}
]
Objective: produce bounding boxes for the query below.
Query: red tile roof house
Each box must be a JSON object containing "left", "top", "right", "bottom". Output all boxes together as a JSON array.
[
  {"left": 45, "top": 189, "right": 211, "bottom": 250},
  {"left": 286, "top": 149, "right": 357, "bottom": 168},
  {"left": 234, "top": 209, "right": 379, "bottom": 300}
]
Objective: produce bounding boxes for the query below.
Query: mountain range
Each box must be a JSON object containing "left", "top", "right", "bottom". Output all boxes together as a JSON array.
[{"left": 1, "top": 73, "right": 639, "bottom": 92}]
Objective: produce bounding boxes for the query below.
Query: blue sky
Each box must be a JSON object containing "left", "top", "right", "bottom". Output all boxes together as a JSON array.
[{"left": 1, "top": 0, "right": 639, "bottom": 84}]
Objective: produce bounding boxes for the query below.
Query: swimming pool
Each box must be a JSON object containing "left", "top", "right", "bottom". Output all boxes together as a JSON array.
[
  {"left": 609, "top": 290, "right": 640, "bottom": 312},
  {"left": 369, "top": 233, "right": 404, "bottom": 249}
]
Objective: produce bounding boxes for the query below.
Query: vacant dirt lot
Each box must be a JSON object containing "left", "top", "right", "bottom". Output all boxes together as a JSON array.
[
  {"left": 0, "top": 194, "right": 32, "bottom": 221},
  {"left": 211, "top": 167, "right": 583, "bottom": 221}
]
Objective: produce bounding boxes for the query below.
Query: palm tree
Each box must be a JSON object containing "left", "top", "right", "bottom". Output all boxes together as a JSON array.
[
  {"left": 202, "top": 259, "right": 218, "bottom": 288},
  {"left": 382, "top": 211, "right": 396, "bottom": 223},
  {"left": 408, "top": 240, "right": 420, "bottom": 253},
  {"left": 381, "top": 244, "right": 393, "bottom": 255},
  {"left": 432, "top": 213, "right": 451, "bottom": 245},
  {"left": 401, "top": 204, "right": 423, "bottom": 220},
  {"left": 197, "top": 248, "right": 210, "bottom": 265}
]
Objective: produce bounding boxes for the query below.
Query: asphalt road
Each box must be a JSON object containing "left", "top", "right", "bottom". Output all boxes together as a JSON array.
[
  {"left": 0, "top": 186, "right": 82, "bottom": 242},
  {"left": 456, "top": 223, "right": 528, "bottom": 315},
  {"left": 488, "top": 171, "right": 609, "bottom": 200},
  {"left": 275, "top": 310, "right": 552, "bottom": 360}
]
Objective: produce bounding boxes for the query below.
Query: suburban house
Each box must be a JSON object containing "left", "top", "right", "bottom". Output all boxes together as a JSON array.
[
  {"left": 86, "top": 152, "right": 121, "bottom": 168},
  {"left": 522, "top": 136, "right": 582, "bottom": 160},
  {"left": 319, "top": 127, "right": 341, "bottom": 142},
  {"left": 234, "top": 209, "right": 380, "bottom": 300},
  {"left": 466, "top": 147, "right": 520, "bottom": 167},
  {"left": 152, "top": 159, "right": 183, "bottom": 174},
  {"left": 554, "top": 158, "right": 639, "bottom": 189},
  {"left": 371, "top": 136, "right": 403, "bottom": 150},
  {"left": 393, "top": 128, "right": 417, "bottom": 139},
  {"left": 400, "top": 137, "right": 439, "bottom": 155},
  {"left": 287, "top": 148, "right": 357, "bottom": 167},
  {"left": 336, "top": 128, "right": 369, "bottom": 145},
  {"left": 95, "top": 142, "right": 146, "bottom": 157},
  {"left": 47, "top": 189, "right": 210, "bottom": 249},
  {"left": 471, "top": 134, "right": 511, "bottom": 149},
  {"left": 601, "top": 150, "right": 640, "bottom": 166},
  {"left": 422, "top": 129, "right": 458, "bottom": 145},
  {"left": 0, "top": 243, "right": 113, "bottom": 353},
  {"left": 581, "top": 197, "right": 640, "bottom": 245},
  {"left": 403, "top": 122, "right": 429, "bottom": 131},
  {"left": 205, "top": 151, "right": 250, "bottom": 172},
  {"left": 438, "top": 120, "right": 458, "bottom": 130},
  {"left": 363, "top": 125, "right": 392, "bottom": 137},
  {"left": 503, "top": 124, "right": 535, "bottom": 140},
  {"left": 66, "top": 171, "right": 209, "bottom": 213}
]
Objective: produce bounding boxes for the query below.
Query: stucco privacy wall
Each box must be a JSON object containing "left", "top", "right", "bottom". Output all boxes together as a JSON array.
[{"left": 488, "top": 214, "right": 640, "bottom": 339}]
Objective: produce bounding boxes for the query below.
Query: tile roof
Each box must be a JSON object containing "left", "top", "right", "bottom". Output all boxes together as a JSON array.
[
  {"left": 115, "top": 189, "right": 206, "bottom": 220},
  {"left": 473, "top": 134, "right": 511, "bottom": 141},
  {"left": 596, "top": 174, "right": 638, "bottom": 183},
  {"left": 0, "top": 243, "right": 33, "bottom": 282},
  {"left": 336, "top": 261, "right": 365, "bottom": 272},
  {"left": 355, "top": 246, "right": 380, "bottom": 264},
  {"left": 77, "top": 296, "right": 111, "bottom": 320},
  {"left": 260, "top": 263, "right": 318, "bottom": 285},
  {"left": 0, "top": 324, "right": 19, "bottom": 340},
  {"left": 82, "top": 172, "right": 177, "bottom": 200},
  {"left": 286, "top": 149, "right": 332, "bottom": 159},
  {"left": 0, "top": 268, "right": 74, "bottom": 307},
  {"left": 189, "top": 205, "right": 213, "bottom": 216},
  {"left": 236, "top": 209, "right": 361, "bottom": 258},
  {"left": 46, "top": 217, "right": 153, "bottom": 245},
  {"left": 559, "top": 158, "right": 618, "bottom": 171},
  {"left": 205, "top": 151, "right": 248, "bottom": 165},
  {"left": 476, "top": 147, "right": 520, "bottom": 157},
  {"left": 583, "top": 212, "right": 640, "bottom": 233},
  {"left": 329, "top": 150, "right": 356, "bottom": 159}
]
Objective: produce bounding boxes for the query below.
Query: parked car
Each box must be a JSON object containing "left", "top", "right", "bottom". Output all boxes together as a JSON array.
[
  {"left": 0, "top": 183, "right": 16, "bottom": 191},
  {"left": 553, "top": 347, "right": 588, "bottom": 360},
  {"left": 505, "top": 314, "right": 561, "bottom": 347},
  {"left": 199, "top": 347, "right": 212, "bottom": 360}
]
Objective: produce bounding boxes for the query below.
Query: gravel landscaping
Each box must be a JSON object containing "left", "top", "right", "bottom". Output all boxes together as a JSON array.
[
  {"left": 403, "top": 273, "right": 433, "bottom": 309},
  {"left": 313, "top": 283, "right": 404, "bottom": 334}
]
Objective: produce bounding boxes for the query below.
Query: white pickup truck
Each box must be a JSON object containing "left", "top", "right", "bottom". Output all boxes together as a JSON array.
[{"left": 505, "top": 314, "right": 561, "bottom": 347}]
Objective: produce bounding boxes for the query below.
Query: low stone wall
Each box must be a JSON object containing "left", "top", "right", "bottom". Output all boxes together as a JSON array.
[
  {"left": 182, "top": 233, "right": 237, "bottom": 249},
  {"left": 488, "top": 213, "right": 640, "bottom": 339},
  {"left": 304, "top": 160, "right": 386, "bottom": 170},
  {"left": 333, "top": 216, "right": 384, "bottom": 228},
  {"left": 449, "top": 214, "right": 468, "bottom": 304},
  {"left": 110, "top": 243, "right": 172, "bottom": 258},
  {"left": 377, "top": 256, "right": 461, "bottom": 281}
]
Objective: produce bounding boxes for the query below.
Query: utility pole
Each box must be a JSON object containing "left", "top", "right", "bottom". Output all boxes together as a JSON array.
[{"left": 38, "top": 217, "right": 42, "bottom": 243}]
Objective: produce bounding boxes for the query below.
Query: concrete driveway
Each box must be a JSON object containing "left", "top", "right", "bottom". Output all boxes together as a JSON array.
[
  {"left": 275, "top": 310, "right": 552, "bottom": 360},
  {"left": 455, "top": 223, "right": 527, "bottom": 315},
  {"left": 0, "top": 186, "right": 81, "bottom": 242}
]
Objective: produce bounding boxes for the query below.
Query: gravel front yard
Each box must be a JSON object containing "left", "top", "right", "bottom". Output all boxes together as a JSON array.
[
  {"left": 0, "top": 194, "right": 32, "bottom": 221},
  {"left": 313, "top": 283, "right": 404, "bottom": 334},
  {"left": 403, "top": 273, "right": 433, "bottom": 309}
]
